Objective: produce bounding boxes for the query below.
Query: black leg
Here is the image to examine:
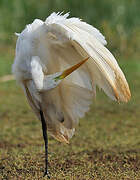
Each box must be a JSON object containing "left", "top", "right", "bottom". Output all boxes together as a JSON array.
[{"left": 40, "top": 110, "right": 50, "bottom": 178}]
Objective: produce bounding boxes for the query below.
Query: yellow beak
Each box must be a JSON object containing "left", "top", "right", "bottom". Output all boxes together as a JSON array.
[{"left": 55, "top": 57, "right": 90, "bottom": 81}]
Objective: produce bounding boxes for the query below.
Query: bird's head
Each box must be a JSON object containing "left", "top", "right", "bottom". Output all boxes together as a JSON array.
[{"left": 43, "top": 57, "right": 89, "bottom": 91}]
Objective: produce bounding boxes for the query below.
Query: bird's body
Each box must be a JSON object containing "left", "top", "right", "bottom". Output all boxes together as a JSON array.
[{"left": 13, "top": 12, "right": 131, "bottom": 176}]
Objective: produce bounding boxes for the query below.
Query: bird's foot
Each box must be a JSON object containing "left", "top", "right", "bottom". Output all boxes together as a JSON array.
[{"left": 43, "top": 170, "right": 50, "bottom": 179}]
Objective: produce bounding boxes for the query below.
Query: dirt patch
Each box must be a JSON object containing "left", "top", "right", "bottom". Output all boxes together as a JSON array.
[
  {"left": 0, "top": 75, "right": 14, "bottom": 82},
  {"left": 0, "top": 141, "right": 25, "bottom": 149}
]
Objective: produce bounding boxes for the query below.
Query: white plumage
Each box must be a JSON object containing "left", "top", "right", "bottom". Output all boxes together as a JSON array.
[{"left": 13, "top": 12, "right": 131, "bottom": 143}]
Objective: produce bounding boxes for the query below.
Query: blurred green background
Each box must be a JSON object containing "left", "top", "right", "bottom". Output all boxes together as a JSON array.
[
  {"left": 0, "top": 1, "right": 140, "bottom": 179},
  {"left": 0, "top": 0, "right": 140, "bottom": 58}
]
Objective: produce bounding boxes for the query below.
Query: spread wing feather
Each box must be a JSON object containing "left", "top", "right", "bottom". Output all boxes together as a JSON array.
[
  {"left": 34, "top": 13, "right": 130, "bottom": 141},
  {"left": 44, "top": 18, "right": 130, "bottom": 102}
]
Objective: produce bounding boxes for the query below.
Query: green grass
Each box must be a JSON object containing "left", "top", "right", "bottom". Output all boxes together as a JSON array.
[
  {"left": 0, "top": 57, "right": 140, "bottom": 179},
  {"left": 0, "top": 56, "right": 13, "bottom": 76}
]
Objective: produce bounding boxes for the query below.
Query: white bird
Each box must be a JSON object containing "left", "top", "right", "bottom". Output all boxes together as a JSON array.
[{"left": 12, "top": 12, "right": 131, "bottom": 177}]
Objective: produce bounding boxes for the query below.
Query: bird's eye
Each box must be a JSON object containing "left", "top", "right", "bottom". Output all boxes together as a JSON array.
[
  {"left": 54, "top": 76, "right": 61, "bottom": 82},
  {"left": 54, "top": 77, "right": 59, "bottom": 82}
]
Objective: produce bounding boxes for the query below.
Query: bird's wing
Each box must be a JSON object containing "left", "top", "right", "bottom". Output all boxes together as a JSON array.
[
  {"left": 27, "top": 13, "right": 131, "bottom": 142},
  {"left": 41, "top": 13, "right": 130, "bottom": 102}
]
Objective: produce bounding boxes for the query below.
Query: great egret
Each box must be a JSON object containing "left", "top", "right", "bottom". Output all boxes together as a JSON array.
[{"left": 12, "top": 12, "right": 131, "bottom": 177}]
